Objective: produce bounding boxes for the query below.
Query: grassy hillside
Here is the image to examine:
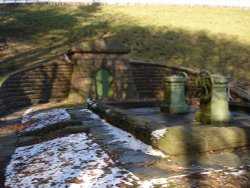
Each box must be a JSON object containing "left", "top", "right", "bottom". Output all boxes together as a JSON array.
[{"left": 0, "top": 4, "right": 250, "bottom": 82}]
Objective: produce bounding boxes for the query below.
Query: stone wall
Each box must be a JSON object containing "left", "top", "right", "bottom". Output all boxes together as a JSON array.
[
  {"left": 68, "top": 40, "right": 200, "bottom": 103},
  {"left": 68, "top": 39, "right": 138, "bottom": 103},
  {"left": 130, "top": 60, "right": 199, "bottom": 101},
  {"left": 0, "top": 57, "right": 73, "bottom": 116}
]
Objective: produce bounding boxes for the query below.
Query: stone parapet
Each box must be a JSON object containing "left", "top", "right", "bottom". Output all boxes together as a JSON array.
[
  {"left": 88, "top": 100, "right": 250, "bottom": 156},
  {"left": 0, "top": 57, "right": 73, "bottom": 116},
  {"left": 129, "top": 60, "right": 199, "bottom": 101},
  {"left": 71, "top": 39, "right": 131, "bottom": 54}
]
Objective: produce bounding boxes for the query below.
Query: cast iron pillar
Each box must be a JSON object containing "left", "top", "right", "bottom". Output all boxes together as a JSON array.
[
  {"left": 160, "top": 72, "right": 189, "bottom": 114},
  {"left": 195, "top": 71, "right": 232, "bottom": 124}
]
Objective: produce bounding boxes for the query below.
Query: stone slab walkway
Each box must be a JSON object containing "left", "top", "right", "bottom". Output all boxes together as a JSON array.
[{"left": 1, "top": 106, "right": 250, "bottom": 187}]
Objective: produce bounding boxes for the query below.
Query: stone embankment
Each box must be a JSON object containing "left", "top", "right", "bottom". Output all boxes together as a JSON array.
[
  {"left": 130, "top": 60, "right": 198, "bottom": 100},
  {"left": 0, "top": 57, "right": 73, "bottom": 116}
]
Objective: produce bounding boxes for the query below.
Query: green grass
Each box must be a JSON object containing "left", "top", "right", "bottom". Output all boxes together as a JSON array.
[{"left": 0, "top": 4, "right": 250, "bottom": 82}]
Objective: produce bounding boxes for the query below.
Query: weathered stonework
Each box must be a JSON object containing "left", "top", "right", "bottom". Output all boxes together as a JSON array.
[
  {"left": 0, "top": 57, "right": 73, "bottom": 116},
  {"left": 129, "top": 60, "right": 199, "bottom": 102},
  {"left": 68, "top": 39, "right": 138, "bottom": 103},
  {"left": 88, "top": 100, "right": 250, "bottom": 156}
]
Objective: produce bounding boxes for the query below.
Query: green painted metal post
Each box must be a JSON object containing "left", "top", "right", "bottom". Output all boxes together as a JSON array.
[
  {"left": 160, "top": 72, "right": 189, "bottom": 114},
  {"left": 195, "top": 71, "right": 232, "bottom": 124}
]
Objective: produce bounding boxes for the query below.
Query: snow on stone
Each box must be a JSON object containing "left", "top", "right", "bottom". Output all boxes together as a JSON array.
[
  {"left": 224, "top": 169, "right": 246, "bottom": 176},
  {"left": 89, "top": 112, "right": 100, "bottom": 119},
  {"left": 200, "top": 171, "right": 211, "bottom": 175},
  {"left": 151, "top": 128, "right": 168, "bottom": 139},
  {"left": 138, "top": 167, "right": 248, "bottom": 188},
  {"left": 139, "top": 178, "right": 169, "bottom": 188},
  {"left": 86, "top": 98, "right": 93, "bottom": 104},
  {"left": 138, "top": 175, "right": 187, "bottom": 188},
  {"left": 23, "top": 107, "right": 33, "bottom": 116},
  {"left": 6, "top": 107, "right": 244, "bottom": 188},
  {"left": 21, "top": 108, "right": 71, "bottom": 132},
  {"left": 5, "top": 133, "right": 139, "bottom": 188},
  {"left": 80, "top": 109, "right": 100, "bottom": 119},
  {"left": 102, "top": 121, "right": 166, "bottom": 157},
  {"left": 80, "top": 109, "right": 166, "bottom": 158}
]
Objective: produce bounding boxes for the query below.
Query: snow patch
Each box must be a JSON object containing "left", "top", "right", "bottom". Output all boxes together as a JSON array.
[
  {"left": 139, "top": 178, "right": 169, "bottom": 188},
  {"left": 79, "top": 108, "right": 165, "bottom": 157},
  {"left": 21, "top": 108, "right": 71, "bottom": 132},
  {"left": 5, "top": 133, "right": 139, "bottom": 188},
  {"left": 80, "top": 109, "right": 100, "bottom": 119},
  {"left": 86, "top": 98, "right": 93, "bottom": 104},
  {"left": 105, "top": 109, "right": 112, "bottom": 113},
  {"left": 23, "top": 107, "right": 33, "bottom": 116},
  {"left": 151, "top": 128, "right": 168, "bottom": 139},
  {"left": 225, "top": 170, "right": 245, "bottom": 176},
  {"left": 138, "top": 175, "right": 186, "bottom": 188},
  {"left": 102, "top": 121, "right": 166, "bottom": 158}
]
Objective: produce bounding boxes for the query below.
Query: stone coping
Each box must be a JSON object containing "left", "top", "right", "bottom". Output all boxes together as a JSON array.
[
  {"left": 87, "top": 100, "right": 250, "bottom": 156},
  {"left": 230, "top": 87, "right": 250, "bottom": 103},
  {"left": 0, "top": 55, "right": 64, "bottom": 87},
  {"left": 106, "top": 99, "right": 161, "bottom": 108},
  {"left": 130, "top": 60, "right": 250, "bottom": 103},
  {"left": 71, "top": 39, "right": 131, "bottom": 54},
  {"left": 129, "top": 59, "right": 199, "bottom": 75}
]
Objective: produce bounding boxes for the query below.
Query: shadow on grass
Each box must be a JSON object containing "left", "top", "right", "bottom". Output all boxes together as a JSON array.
[
  {"left": 0, "top": 4, "right": 101, "bottom": 40},
  {"left": 1, "top": 4, "right": 250, "bottom": 81},
  {"left": 114, "top": 26, "right": 250, "bottom": 81}
]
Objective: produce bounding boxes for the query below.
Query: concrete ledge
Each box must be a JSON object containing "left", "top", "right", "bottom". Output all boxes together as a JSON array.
[{"left": 88, "top": 100, "right": 250, "bottom": 156}]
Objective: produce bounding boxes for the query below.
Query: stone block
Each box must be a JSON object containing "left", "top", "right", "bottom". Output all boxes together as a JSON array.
[
  {"left": 154, "top": 125, "right": 250, "bottom": 156},
  {"left": 115, "top": 64, "right": 129, "bottom": 71},
  {"left": 73, "top": 78, "right": 93, "bottom": 86},
  {"left": 72, "top": 53, "right": 126, "bottom": 60},
  {"left": 68, "top": 92, "right": 89, "bottom": 103},
  {"left": 71, "top": 39, "right": 131, "bottom": 54},
  {"left": 62, "top": 126, "right": 89, "bottom": 134},
  {"left": 20, "top": 120, "right": 83, "bottom": 137},
  {"left": 18, "top": 136, "right": 39, "bottom": 147}
]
